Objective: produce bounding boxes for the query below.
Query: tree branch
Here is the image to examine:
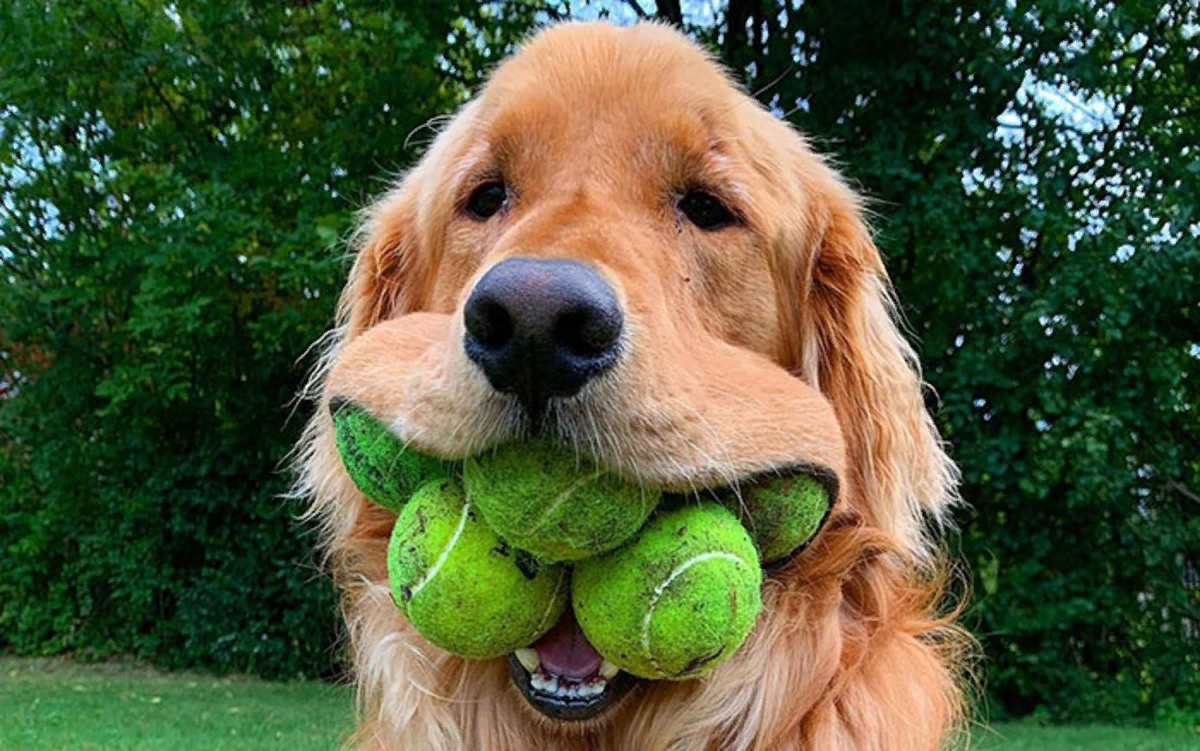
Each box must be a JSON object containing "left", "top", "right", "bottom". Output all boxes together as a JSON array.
[
  {"left": 723, "top": 0, "right": 753, "bottom": 68},
  {"left": 508, "top": 1, "right": 565, "bottom": 22},
  {"left": 1168, "top": 480, "right": 1200, "bottom": 505},
  {"left": 752, "top": 64, "right": 796, "bottom": 101},
  {"left": 91, "top": 2, "right": 198, "bottom": 155},
  {"left": 655, "top": 0, "right": 683, "bottom": 25},
  {"left": 624, "top": 0, "right": 648, "bottom": 19}
]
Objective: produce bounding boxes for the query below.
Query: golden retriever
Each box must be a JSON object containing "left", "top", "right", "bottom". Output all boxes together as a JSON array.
[{"left": 296, "top": 20, "right": 968, "bottom": 751}]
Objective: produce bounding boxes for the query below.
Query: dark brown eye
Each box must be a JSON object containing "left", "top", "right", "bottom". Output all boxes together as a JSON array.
[
  {"left": 678, "top": 190, "right": 736, "bottom": 230},
  {"left": 466, "top": 181, "right": 508, "bottom": 219}
]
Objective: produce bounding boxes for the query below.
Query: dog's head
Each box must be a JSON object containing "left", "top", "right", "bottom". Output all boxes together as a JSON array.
[{"left": 300, "top": 21, "right": 959, "bottom": 745}]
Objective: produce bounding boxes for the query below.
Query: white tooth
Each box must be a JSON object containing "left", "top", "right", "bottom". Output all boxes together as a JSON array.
[
  {"left": 599, "top": 660, "right": 619, "bottom": 679},
  {"left": 531, "top": 672, "right": 550, "bottom": 692},
  {"left": 514, "top": 648, "right": 540, "bottom": 673}
]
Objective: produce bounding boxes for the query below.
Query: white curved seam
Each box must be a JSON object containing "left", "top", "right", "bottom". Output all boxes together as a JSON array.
[
  {"left": 532, "top": 470, "right": 602, "bottom": 533},
  {"left": 533, "top": 570, "right": 567, "bottom": 639},
  {"left": 641, "top": 552, "right": 752, "bottom": 674},
  {"left": 409, "top": 501, "right": 472, "bottom": 600}
]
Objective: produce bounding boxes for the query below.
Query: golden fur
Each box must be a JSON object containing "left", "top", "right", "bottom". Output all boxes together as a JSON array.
[{"left": 295, "top": 21, "right": 970, "bottom": 750}]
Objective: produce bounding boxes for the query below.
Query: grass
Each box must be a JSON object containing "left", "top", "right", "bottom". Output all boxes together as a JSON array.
[
  {"left": 3, "top": 657, "right": 1198, "bottom": 750},
  {"left": 970, "top": 723, "right": 1200, "bottom": 750},
  {"left": 1, "top": 658, "right": 353, "bottom": 750}
]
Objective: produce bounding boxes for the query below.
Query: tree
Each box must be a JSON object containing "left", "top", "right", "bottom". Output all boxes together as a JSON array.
[{"left": 0, "top": 0, "right": 537, "bottom": 677}]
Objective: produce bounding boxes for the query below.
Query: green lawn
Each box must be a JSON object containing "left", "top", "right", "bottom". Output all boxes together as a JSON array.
[
  {"left": 2, "top": 657, "right": 1197, "bottom": 750},
  {"left": 1, "top": 658, "right": 353, "bottom": 750},
  {"left": 971, "top": 723, "right": 1200, "bottom": 750}
]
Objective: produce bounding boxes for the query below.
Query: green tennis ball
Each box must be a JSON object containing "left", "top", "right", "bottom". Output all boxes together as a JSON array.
[
  {"left": 724, "top": 472, "right": 832, "bottom": 564},
  {"left": 388, "top": 477, "right": 568, "bottom": 659},
  {"left": 462, "top": 439, "right": 660, "bottom": 562},
  {"left": 331, "top": 399, "right": 451, "bottom": 511},
  {"left": 571, "top": 502, "right": 762, "bottom": 680}
]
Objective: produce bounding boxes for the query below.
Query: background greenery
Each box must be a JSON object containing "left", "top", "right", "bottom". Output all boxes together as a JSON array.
[
  {"left": 1, "top": 0, "right": 1196, "bottom": 729},
  {"left": 4, "top": 658, "right": 1199, "bottom": 751}
]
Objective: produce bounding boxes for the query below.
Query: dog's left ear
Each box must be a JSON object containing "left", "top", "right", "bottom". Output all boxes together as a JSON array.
[
  {"left": 337, "top": 179, "right": 428, "bottom": 340},
  {"left": 775, "top": 154, "right": 958, "bottom": 558}
]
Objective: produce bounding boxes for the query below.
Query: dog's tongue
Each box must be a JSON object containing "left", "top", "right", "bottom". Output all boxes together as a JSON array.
[{"left": 534, "top": 609, "right": 603, "bottom": 680}]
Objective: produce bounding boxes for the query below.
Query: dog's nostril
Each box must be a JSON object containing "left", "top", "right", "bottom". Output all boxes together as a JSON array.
[
  {"left": 466, "top": 299, "right": 515, "bottom": 351},
  {"left": 555, "top": 308, "right": 621, "bottom": 358}
]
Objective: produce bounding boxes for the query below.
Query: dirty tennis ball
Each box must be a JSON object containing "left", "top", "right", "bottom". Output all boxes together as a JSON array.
[
  {"left": 462, "top": 439, "right": 661, "bottom": 562},
  {"left": 571, "top": 502, "right": 762, "bottom": 680},
  {"left": 331, "top": 399, "right": 452, "bottom": 511},
  {"left": 388, "top": 477, "right": 568, "bottom": 659},
  {"left": 723, "top": 472, "right": 833, "bottom": 564}
]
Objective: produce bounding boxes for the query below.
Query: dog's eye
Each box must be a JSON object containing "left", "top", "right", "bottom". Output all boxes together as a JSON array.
[
  {"left": 678, "top": 190, "right": 736, "bottom": 231},
  {"left": 465, "top": 181, "right": 508, "bottom": 219}
]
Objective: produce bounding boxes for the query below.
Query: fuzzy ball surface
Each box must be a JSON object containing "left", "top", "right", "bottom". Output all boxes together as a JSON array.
[
  {"left": 462, "top": 439, "right": 660, "bottom": 561},
  {"left": 725, "top": 472, "right": 832, "bottom": 564},
  {"left": 571, "top": 502, "right": 762, "bottom": 680},
  {"left": 332, "top": 400, "right": 450, "bottom": 511},
  {"left": 387, "top": 478, "right": 568, "bottom": 659}
]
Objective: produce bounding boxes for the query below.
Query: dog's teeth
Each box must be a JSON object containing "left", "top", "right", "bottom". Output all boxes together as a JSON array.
[
  {"left": 580, "top": 681, "right": 604, "bottom": 697},
  {"left": 599, "top": 659, "right": 619, "bottom": 679},
  {"left": 514, "top": 648, "right": 540, "bottom": 673},
  {"left": 528, "top": 665, "right": 611, "bottom": 701}
]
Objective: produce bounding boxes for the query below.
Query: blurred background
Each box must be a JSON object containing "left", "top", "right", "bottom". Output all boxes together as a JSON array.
[{"left": 1, "top": 0, "right": 1196, "bottom": 738}]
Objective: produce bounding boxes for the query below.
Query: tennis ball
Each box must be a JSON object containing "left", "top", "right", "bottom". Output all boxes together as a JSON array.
[
  {"left": 462, "top": 439, "right": 660, "bottom": 562},
  {"left": 331, "top": 399, "right": 451, "bottom": 511},
  {"left": 388, "top": 477, "right": 568, "bottom": 659},
  {"left": 724, "top": 472, "right": 832, "bottom": 564},
  {"left": 571, "top": 502, "right": 762, "bottom": 680}
]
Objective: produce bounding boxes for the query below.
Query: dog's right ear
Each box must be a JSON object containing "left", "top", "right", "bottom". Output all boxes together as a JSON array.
[
  {"left": 338, "top": 100, "right": 485, "bottom": 338},
  {"left": 338, "top": 177, "right": 428, "bottom": 339},
  {"left": 338, "top": 95, "right": 497, "bottom": 338}
]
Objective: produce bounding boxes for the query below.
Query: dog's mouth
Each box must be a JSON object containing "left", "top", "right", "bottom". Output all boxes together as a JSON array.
[{"left": 507, "top": 607, "right": 639, "bottom": 721}]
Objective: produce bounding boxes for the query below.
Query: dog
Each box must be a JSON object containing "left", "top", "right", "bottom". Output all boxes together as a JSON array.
[{"left": 296, "top": 20, "right": 968, "bottom": 751}]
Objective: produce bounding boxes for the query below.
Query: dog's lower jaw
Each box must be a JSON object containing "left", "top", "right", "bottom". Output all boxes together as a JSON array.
[{"left": 506, "top": 652, "right": 641, "bottom": 723}]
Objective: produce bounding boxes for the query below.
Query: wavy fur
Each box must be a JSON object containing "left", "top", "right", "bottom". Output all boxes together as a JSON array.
[{"left": 294, "top": 21, "right": 972, "bottom": 751}]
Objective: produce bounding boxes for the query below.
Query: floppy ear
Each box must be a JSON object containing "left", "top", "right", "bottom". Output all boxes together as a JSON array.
[
  {"left": 338, "top": 180, "right": 429, "bottom": 339},
  {"left": 779, "top": 158, "right": 958, "bottom": 559},
  {"left": 337, "top": 101, "right": 483, "bottom": 338}
]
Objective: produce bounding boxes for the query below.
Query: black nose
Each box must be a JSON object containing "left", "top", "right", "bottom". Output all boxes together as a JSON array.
[{"left": 463, "top": 257, "right": 623, "bottom": 419}]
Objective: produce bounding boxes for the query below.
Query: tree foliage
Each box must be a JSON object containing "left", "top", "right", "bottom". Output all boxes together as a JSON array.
[
  {"left": 1, "top": 0, "right": 1196, "bottom": 722},
  {"left": 0, "top": 0, "right": 535, "bottom": 678}
]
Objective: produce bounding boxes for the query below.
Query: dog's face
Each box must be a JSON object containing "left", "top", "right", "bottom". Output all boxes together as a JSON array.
[{"left": 306, "top": 21, "right": 960, "bottom": 747}]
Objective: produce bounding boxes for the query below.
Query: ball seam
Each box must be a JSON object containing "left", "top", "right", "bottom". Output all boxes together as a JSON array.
[
  {"left": 530, "top": 567, "right": 566, "bottom": 642},
  {"left": 529, "top": 469, "right": 604, "bottom": 537},
  {"left": 640, "top": 551, "right": 753, "bottom": 677},
  {"left": 408, "top": 499, "right": 472, "bottom": 601}
]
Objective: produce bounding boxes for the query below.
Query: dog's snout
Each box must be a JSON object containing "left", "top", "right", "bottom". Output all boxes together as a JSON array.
[{"left": 463, "top": 257, "right": 623, "bottom": 417}]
